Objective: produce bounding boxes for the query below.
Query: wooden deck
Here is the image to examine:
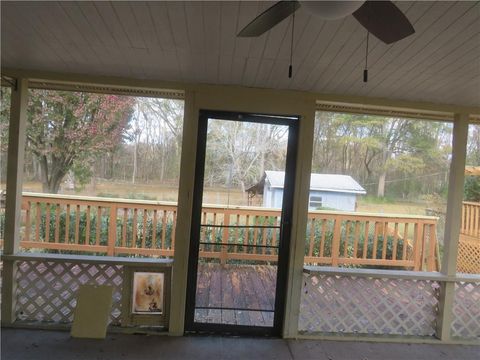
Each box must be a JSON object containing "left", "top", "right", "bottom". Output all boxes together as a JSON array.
[{"left": 195, "top": 263, "right": 277, "bottom": 327}]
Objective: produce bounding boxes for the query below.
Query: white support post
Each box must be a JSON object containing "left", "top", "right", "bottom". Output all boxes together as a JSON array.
[
  {"left": 1, "top": 78, "right": 28, "bottom": 325},
  {"left": 282, "top": 107, "right": 316, "bottom": 338},
  {"left": 168, "top": 90, "right": 197, "bottom": 335},
  {"left": 436, "top": 113, "right": 469, "bottom": 341}
]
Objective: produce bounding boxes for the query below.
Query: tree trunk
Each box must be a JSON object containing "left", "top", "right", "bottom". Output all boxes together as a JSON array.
[
  {"left": 50, "top": 176, "right": 63, "bottom": 194},
  {"left": 377, "top": 171, "right": 386, "bottom": 197},
  {"left": 376, "top": 149, "right": 390, "bottom": 198},
  {"left": 39, "top": 156, "right": 50, "bottom": 193},
  {"left": 132, "top": 141, "right": 138, "bottom": 184}
]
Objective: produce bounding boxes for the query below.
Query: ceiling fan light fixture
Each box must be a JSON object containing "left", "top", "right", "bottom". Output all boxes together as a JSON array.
[{"left": 300, "top": 1, "right": 365, "bottom": 20}]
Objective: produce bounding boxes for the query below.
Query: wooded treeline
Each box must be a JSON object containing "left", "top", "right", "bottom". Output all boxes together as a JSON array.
[
  {"left": 1, "top": 86, "right": 479, "bottom": 202},
  {"left": 312, "top": 112, "right": 454, "bottom": 199}
]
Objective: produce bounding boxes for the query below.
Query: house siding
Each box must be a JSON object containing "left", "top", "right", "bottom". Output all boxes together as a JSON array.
[
  {"left": 263, "top": 185, "right": 284, "bottom": 208},
  {"left": 308, "top": 191, "right": 357, "bottom": 211},
  {"left": 263, "top": 186, "right": 357, "bottom": 211}
]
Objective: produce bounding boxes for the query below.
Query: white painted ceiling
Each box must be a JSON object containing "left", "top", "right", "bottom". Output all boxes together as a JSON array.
[{"left": 1, "top": 1, "right": 479, "bottom": 107}]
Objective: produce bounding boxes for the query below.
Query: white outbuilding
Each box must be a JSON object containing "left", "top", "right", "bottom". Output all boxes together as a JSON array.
[{"left": 248, "top": 170, "right": 366, "bottom": 211}]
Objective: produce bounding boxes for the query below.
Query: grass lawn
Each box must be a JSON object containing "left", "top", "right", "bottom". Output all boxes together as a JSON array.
[
  {"left": 357, "top": 200, "right": 432, "bottom": 217},
  {"left": 20, "top": 180, "right": 443, "bottom": 217}
]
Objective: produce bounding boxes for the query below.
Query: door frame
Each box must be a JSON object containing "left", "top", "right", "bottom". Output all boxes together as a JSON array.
[{"left": 184, "top": 109, "right": 299, "bottom": 336}]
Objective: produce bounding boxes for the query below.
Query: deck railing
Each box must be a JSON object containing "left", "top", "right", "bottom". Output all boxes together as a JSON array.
[
  {"left": 461, "top": 201, "right": 480, "bottom": 239},
  {"left": 458, "top": 201, "right": 480, "bottom": 273},
  {"left": 15, "top": 192, "right": 440, "bottom": 271}
]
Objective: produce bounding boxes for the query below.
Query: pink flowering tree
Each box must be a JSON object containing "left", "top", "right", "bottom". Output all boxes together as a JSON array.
[{"left": 27, "top": 89, "right": 134, "bottom": 193}]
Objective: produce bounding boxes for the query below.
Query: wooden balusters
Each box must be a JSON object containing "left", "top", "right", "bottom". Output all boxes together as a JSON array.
[
  {"left": 161, "top": 210, "right": 167, "bottom": 249},
  {"left": 85, "top": 205, "right": 91, "bottom": 245},
  {"left": 122, "top": 208, "right": 128, "bottom": 247},
  {"left": 132, "top": 208, "right": 138, "bottom": 247},
  {"left": 17, "top": 193, "right": 441, "bottom": 269},
  {"left": 331, "top": 220, "right": 341, "bottom": 267},
  {"left": 320, "top": 219, "right": 326, "bottom": 258},
  {"left": 65, "top": 204, "right": 70, "bottom": 243},
  {"left": 427, "top": 224, "right": 437, "bottom": 271},
  {"left": 343, "top": 220, "right": 350, "bottom": 258},
  {"left": 54, "top": 204, "right": 60, "bottom": 243},
  {"left": 141, "top": 209, "right": 148, "bottom": 249},
  {"left": 96, "top": 206, "right": 101, "bottom": 246},
  {"left": 260, "top": 216, "right": 266, "bottom": 255},
  {"left": 392, "top": 223, "right": 399, "bottom": 260},
  {"left": 244, "top": 215, "right": 250, "bottom": 251},
  {"left": 24, "top": 200, "right": 31, "bottom": 242},
  {"left": 171, "top": 211, "right": 177, "bottom": 249},
  {"left": 45, "top": 203, "right": 50, "bottom": 243},
  {"left": 363, "top": 221, "right": 369, "bottom": 259},
  {"left": 220, "top": 212, "right": 230, "bottom": 264},
  {"left": 402, "top": 223, "right": 409, "bottom": 261},
  {"left": 381, "top": 221, "right": 388, "bottom": 260},
  {"left": 461, "top": 202, "right": 480, "bottom": 238},
  {"left": 234, "top": 214, "right": 240, "bottom": 252},
  {"left": 308, "top": 218, "right": 315, "bottom": 258},
  {"left": 152, "top": 209, "right": 158, "bottom": 248},
  {"left": 74, "top": 204, "right": 80, "bottom": 245},
  {"left": 107, "top": 205, "right": 117, "bottom": 256},
  {"left": 353, "top": 221, "right": 360, "bottom": 258},
  {"left": 35, "top": 202, "right": 41, "bottom": 242}
]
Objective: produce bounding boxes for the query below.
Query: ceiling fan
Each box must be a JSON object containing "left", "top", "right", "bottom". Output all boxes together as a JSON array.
[{"left": 237, "top": 1, "right": 415, "bottom": 81}]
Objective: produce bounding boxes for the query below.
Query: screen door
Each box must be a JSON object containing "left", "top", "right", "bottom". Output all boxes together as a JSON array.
[{"left": 185, "top": 110, "right": 298, "bottom": 336}]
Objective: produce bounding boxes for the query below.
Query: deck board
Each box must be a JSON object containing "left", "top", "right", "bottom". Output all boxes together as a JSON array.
[{"left": 194, "top": 263, "right": 277, "bottom": 327}]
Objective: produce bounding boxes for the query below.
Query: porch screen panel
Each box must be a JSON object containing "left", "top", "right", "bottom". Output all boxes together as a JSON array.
[{"left": 20, "top": 88, "right": 184, "bottom": 259}]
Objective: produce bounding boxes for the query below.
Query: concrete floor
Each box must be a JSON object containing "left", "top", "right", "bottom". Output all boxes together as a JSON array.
[{"left": 1, "top": 328, "right": 479, "bottom": 360}]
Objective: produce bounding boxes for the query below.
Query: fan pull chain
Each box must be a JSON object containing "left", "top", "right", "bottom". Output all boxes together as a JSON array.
[
  {"left": 289, "top": 6, "right": 296, "bottom": 78},
  {"left": 364, "top": 30, "right": 370, "bottom": 82}
]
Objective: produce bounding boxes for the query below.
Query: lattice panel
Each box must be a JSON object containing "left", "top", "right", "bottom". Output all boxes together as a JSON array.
[
  {"left": 451, "top": 282, "right": 480, "bottom": 339},
  {"left": 15, "top": 260, "right": 123, "bottom": 325},
  {"left": 457, "top": 238, "right": 480, "bottom": 274},
  {"left": 299, "top": 273, "right": 439, "bottom": 336}
]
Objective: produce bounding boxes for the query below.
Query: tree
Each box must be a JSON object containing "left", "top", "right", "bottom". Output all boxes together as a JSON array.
[
  {"left": 0, "top": 86, "right": 11, "bottom": 184},
  {"left": 27, "top": 90, "right": 134, "bottom": 193},
  {"left": 311, "top": 112, "right": 452, "bottom": 199},
  {"left": 125, "top": 98, "right": 183, "bottom": 184},
  {"left": 464, "top": 176, "right": 480, "bottom": 202},
  {"left": 203, "top": 120, "right": 287, "bottom": 198}
]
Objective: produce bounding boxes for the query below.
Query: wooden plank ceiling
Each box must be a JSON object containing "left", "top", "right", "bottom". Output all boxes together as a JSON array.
[{"left": 1, "top": 1, "right": 479, "bottom": 107}]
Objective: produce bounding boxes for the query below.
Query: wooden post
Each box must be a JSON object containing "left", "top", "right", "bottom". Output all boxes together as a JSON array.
[
  {"left": 220, "top": 211, "right": 230, "bottom": 265},
  {"left": 108, "top": 204, "right": 117, "bottom": 256},
  {"left": 436, "top": 113, "right": 469, "bottom": 342},
  {"left": 427, "top": 224, "right": 437, "bottom": 272},
  {"left": 169, "top": 90, "right": 196, "bottom": 336},
  {"left": 1, "top": 78, "right": 28, "bottom": 326},
  {"left": 331, "top": 219, "right": 342, "bottom": 267},
  {"left": 282, "top": 106, "right": 316, "bottom": 338},
  {"left": 413, "top": 223, "right": 423, "bottom": 271}
]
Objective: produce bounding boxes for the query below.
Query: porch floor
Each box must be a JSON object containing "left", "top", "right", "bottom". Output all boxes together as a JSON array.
[{"left": 2, "top": 328, "right": 479, "bottom": 360}]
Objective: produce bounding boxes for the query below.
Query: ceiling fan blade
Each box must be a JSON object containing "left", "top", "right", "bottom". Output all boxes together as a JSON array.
[
  {"left": 237, "top": 1, "right": 301, "bottom": 37},
  {"left": 353, "top": 1, "right": 415, "bottom": 44}
]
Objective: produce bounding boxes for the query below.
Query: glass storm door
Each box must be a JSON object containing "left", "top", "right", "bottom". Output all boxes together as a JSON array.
[{"left": 185, "top": 110, "right": 298, "bottom": 336}]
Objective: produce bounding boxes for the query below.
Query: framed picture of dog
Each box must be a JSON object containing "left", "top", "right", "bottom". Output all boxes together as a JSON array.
[
  {"left": 121, "top": 265, "right": 171, "bottom": 327},
  {"left": 132, "top": 272, "right": 164, "bottom": 314}
]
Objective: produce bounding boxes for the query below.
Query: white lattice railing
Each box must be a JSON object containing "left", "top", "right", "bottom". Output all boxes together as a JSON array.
[
  {"left": 5, "top": 253, "right": 172, "bottom": 327},
  {"left": 15, "top": 260, "right": 124, "bottom": 325},
  {"left": 451, "top": 280, "right": 480, "bottom": 340},
  {"left": 299, "top": 267, "right": 440, "bottom": 336}
]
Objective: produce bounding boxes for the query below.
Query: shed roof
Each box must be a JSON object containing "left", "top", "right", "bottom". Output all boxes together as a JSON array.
[{"left": 265, "top": 171, "right": 366, "bottom": 195}]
